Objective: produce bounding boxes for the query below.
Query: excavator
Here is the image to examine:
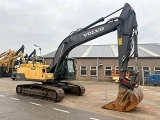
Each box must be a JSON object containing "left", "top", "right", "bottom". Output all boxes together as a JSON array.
[
  {"left": 0, "top": 45, "right": 25, "bottom": 77},
  {"left": 12, "top": 3, "right": 143, "bottom": 112},
  {"left": 12, "top": 49, "right": 54, "bottom": 81}
]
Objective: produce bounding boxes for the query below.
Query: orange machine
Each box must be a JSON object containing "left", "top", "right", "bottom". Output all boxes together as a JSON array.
[{"left": 112, "top": 67, "right": 130, "bottom": 82}]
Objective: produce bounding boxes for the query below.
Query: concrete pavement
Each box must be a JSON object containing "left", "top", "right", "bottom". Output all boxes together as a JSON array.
[{"left": 0, "top": 78, "right": 160, "bottom": 120}]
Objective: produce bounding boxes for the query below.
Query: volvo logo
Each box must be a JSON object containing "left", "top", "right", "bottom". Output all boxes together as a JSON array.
[{"left": 83, "top": 27, "right": 104, "bottom": 37}]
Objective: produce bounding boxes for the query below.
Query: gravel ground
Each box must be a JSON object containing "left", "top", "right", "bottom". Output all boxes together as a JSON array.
[{"left": 0, "top": 78, "right": 160, "bottom": 120}]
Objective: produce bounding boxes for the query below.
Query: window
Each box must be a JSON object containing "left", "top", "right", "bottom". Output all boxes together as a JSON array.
[
  {"left": 128, "top": 66, "right": 135, "bottom": 70},
  {"left": 142, "top": 66, "right": 150, "bottom": 78},
  {"left": 105, "top": 66, "right": 112, "bottom": 76},
  {"left": 115, "top": 66, "right": 119, "bottom": 74},
  {"left": 90, "top": 66, "right": 97, "bottom": 76},
  {"left": 113, "top": 66, "right": 134, "bottom": 76},
  {"left": 154, "top": 67, "right": 160, "bottom": 74},
  {"left": 67, "top": 60, "right": 75, "bottom": 73},
  {"left": 143, "top": 67, "right": 150, "bottom": 71},
  {"left": 67, "top": 60, "right": 76, "bottom": 79},
  {"left": 127, "top": 66, "right": 135, "bottom": 74},
  {"left": 80, "top": 66, "right": 87, "bottom": 76}
]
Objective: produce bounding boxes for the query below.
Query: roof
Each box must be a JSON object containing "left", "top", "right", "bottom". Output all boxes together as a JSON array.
[{"left": 42, "top": 43, "right": 160, "bottom": 58}]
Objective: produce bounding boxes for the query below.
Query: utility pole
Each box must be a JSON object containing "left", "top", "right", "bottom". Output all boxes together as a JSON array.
[{"left": 34, "top": 44, "right": 41, "bottom": 56}]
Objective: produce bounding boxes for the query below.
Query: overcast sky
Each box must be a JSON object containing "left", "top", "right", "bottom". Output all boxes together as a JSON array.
[{"left": 0, "top": 0, "right": 160, "bottom": 56}]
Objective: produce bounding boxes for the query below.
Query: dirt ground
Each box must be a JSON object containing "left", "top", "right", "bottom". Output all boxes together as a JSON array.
[{"left": 0, "top": 78, "right": 160, "bottom": 120}]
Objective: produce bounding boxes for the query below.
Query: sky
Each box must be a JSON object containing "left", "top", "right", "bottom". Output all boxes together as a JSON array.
[{"left": 0, "top": 0, "right": 160, "bottom": 56}]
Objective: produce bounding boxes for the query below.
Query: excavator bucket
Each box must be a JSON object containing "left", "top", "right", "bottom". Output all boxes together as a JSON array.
[{"left": 102, "top": 86, "right": 143, "bottom": 112}]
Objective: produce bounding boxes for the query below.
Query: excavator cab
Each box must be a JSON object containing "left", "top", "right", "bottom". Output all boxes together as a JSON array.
[{"left": 54, "top": 58, "right": 76, "bottom": 80}]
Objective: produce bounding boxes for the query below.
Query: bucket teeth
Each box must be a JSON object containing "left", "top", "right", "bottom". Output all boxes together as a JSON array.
[{"left": 102, "top": 86, "right": 143, "bottom": 112}]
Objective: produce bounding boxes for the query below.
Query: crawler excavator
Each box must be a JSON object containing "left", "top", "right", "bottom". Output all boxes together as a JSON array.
[
  {"left": 0, "top": 45, "right": 25, "bottom": 77},
  {"left": 13, "top": 3, "right": 143, "bottom": 112},
  {"left": 12, "top": 49, "right": 54, "bottom": 81}
]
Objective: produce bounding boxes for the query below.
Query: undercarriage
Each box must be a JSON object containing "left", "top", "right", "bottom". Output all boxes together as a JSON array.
[{"left": 16, "top": 82, "right": 85, "bottom": 102}]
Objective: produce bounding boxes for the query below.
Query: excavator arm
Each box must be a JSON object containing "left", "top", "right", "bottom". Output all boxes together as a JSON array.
[
  {"left": 28, "top": 49, "right": 36, "bottom": 61},
  {"left": 49, "top": 3, "right": 143, "bottom": 111}
]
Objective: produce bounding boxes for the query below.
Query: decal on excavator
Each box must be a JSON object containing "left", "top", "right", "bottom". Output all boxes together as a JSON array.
[
  {"left": 118, "top": 38, "right": 122, "bottom": 45},
  {"left": 83, "top": 27, "right": 104, "bottom": 37}
]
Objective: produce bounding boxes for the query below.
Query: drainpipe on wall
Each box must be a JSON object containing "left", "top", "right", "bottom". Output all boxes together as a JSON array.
[{"left": 97, "top": 58, "right": 99, "bottom": 82}]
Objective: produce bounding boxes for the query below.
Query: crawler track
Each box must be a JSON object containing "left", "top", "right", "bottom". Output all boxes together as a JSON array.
[
  {"left": 16, "top": 82, "right": 85, "bottom": 102},
  {"left": 55, "top": 82, "right": 85, "bottom": 96},
  {"left": 16, "top": 84, "right": 65, "bottom": 102}
]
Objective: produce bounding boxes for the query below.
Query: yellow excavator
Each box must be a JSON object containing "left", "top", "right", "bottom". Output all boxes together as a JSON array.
[
  {"left": 12, "top": 49, "right": 54, "bottom": 81},
  {"left": 0, "top": 45, "right": 25, "bottom": 77},
  {"left": 12, "top": 3, "right": 143, "bottom": 112}
]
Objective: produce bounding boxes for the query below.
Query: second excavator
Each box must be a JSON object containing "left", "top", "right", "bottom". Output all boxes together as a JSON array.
[
  {"left": 0, "top": 45, "right": 25, "bottom": 78},
  {"left": 13, "top": 3, "right": 143, "bottom": 112}
]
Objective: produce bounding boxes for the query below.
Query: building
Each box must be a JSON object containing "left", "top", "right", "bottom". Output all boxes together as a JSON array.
[{"left": 42, "top": 43, "right": 160, "bottom": 84}]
